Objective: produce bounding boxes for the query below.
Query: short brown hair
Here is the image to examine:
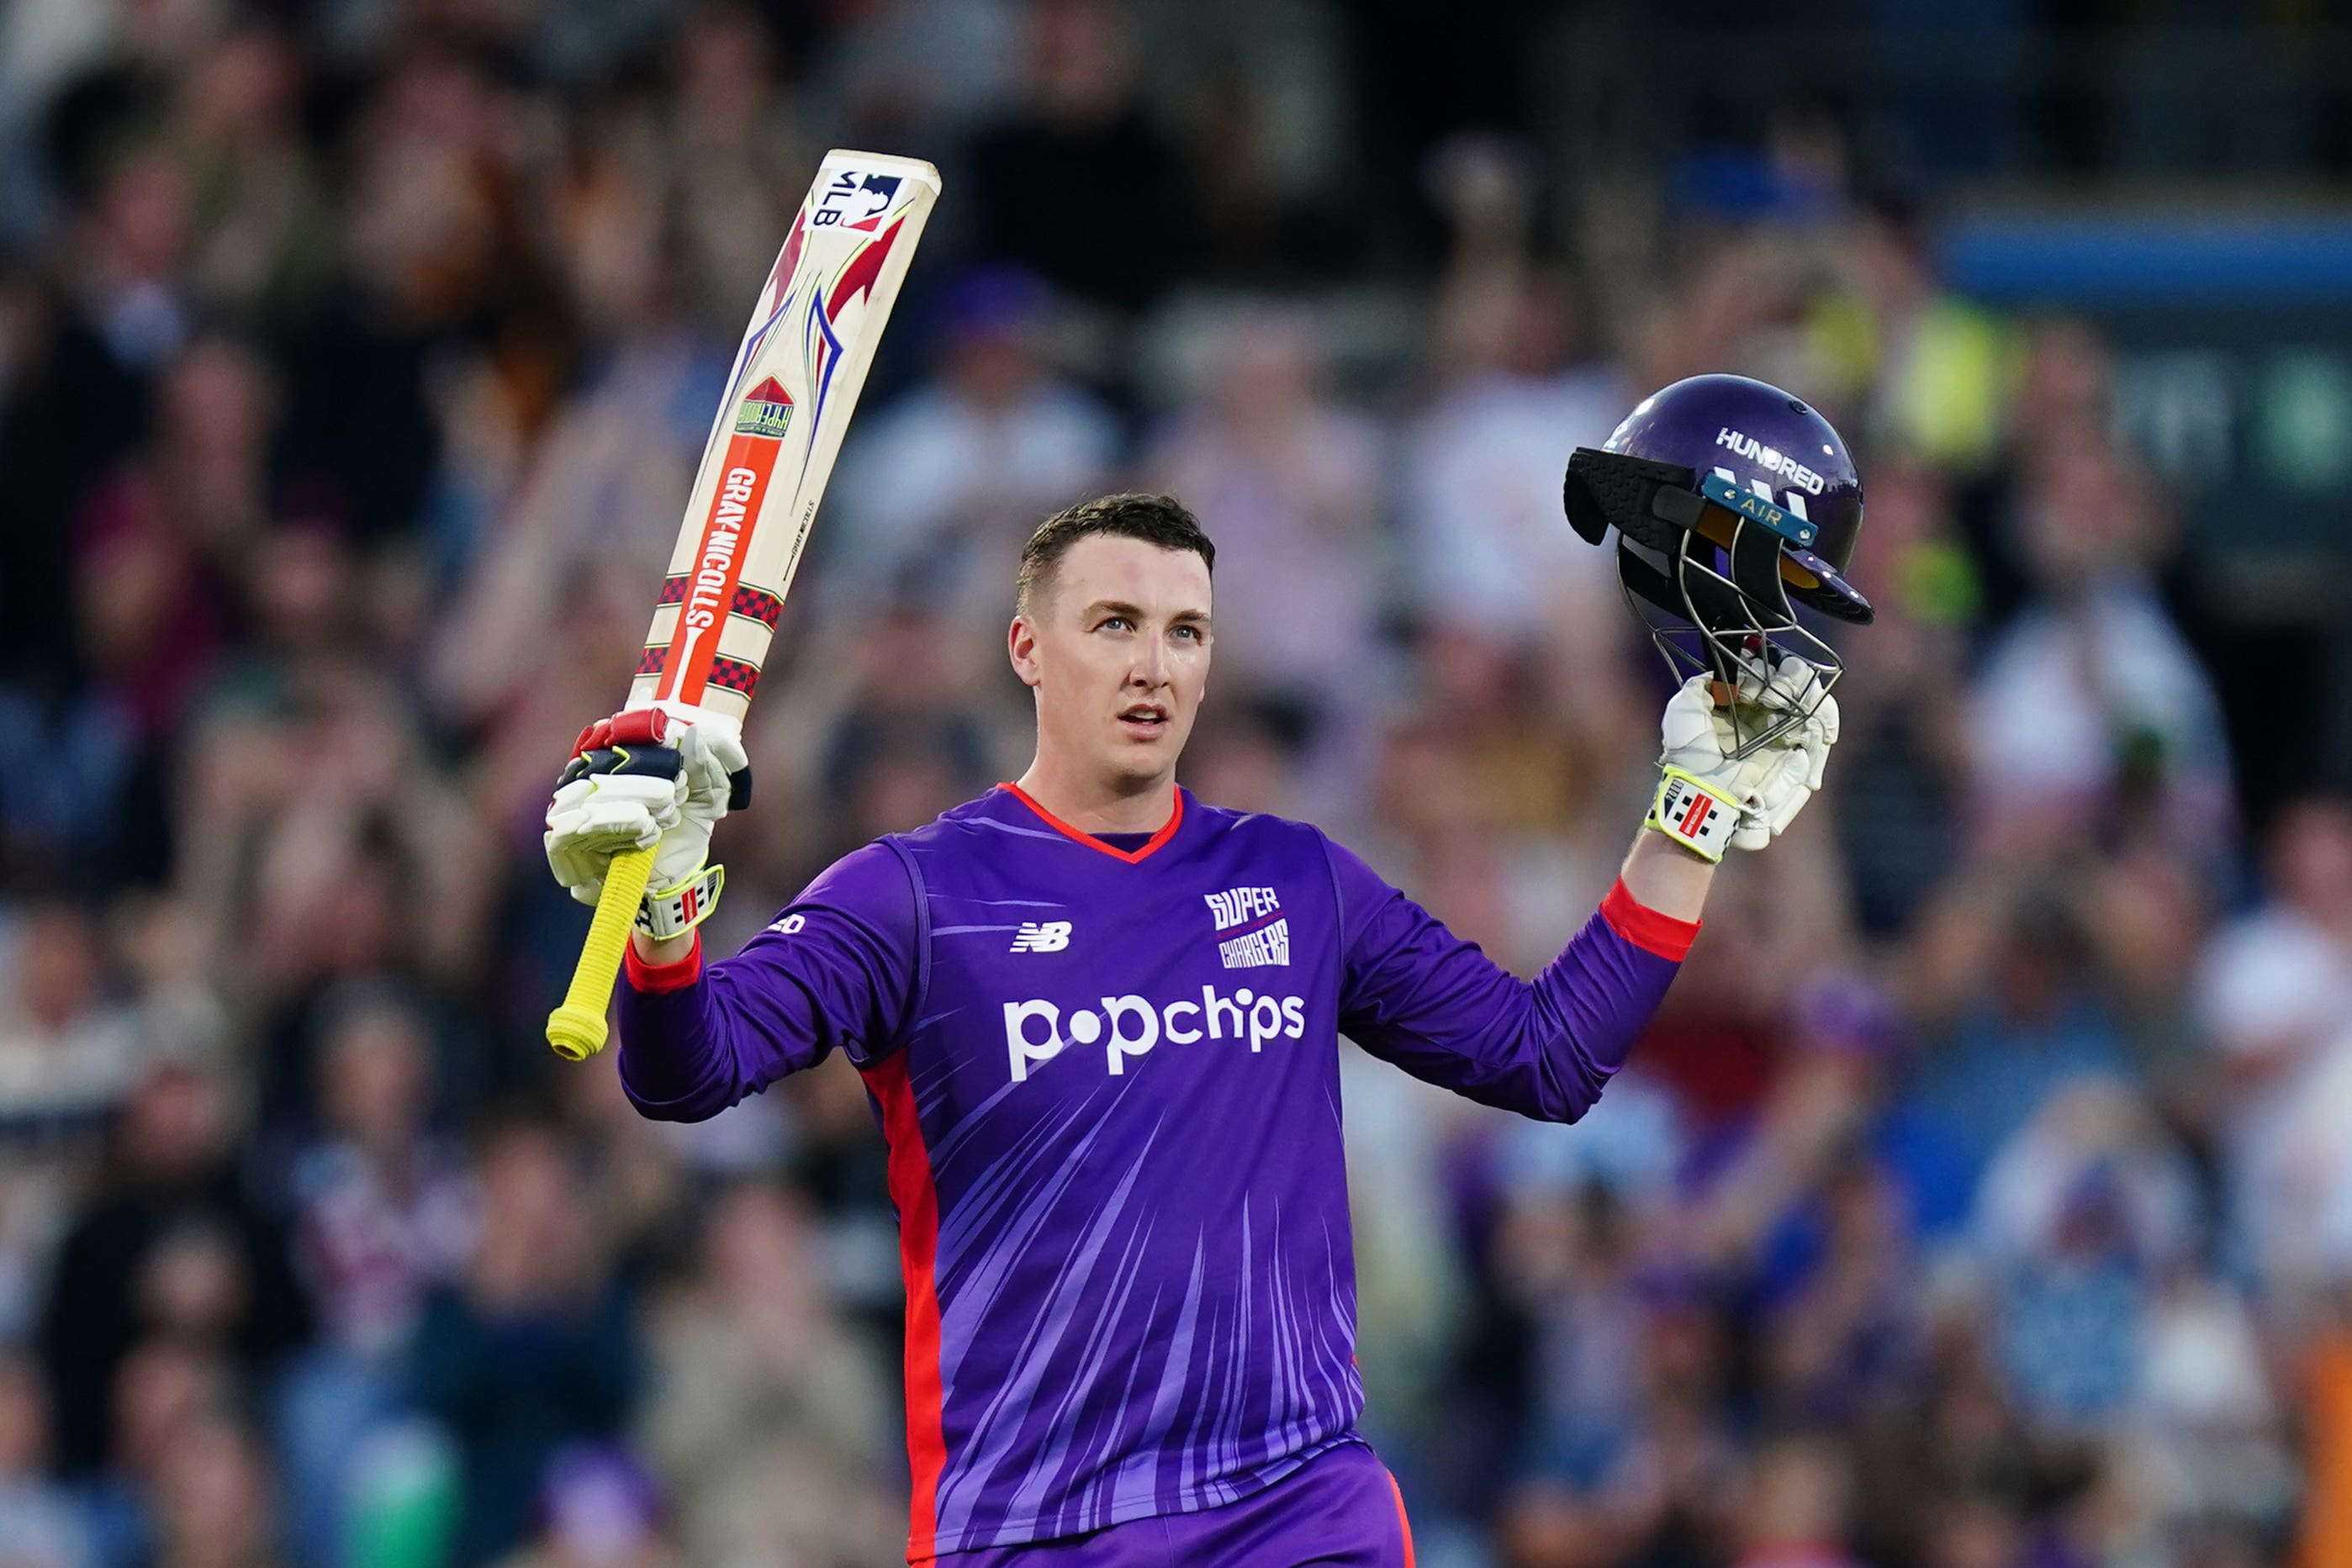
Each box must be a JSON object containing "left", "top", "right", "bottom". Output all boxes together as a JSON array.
[{"left": 1014, "top": 493, "right": 1215, "bottom": 615}]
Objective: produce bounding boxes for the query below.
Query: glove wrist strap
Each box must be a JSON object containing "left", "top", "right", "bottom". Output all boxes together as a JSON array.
[
  {"left": 636, "top": 863, "right": 724, "bottom": 941},
  {"left": 1646, "top": 768, "right": 1738, "bottom": 863}
]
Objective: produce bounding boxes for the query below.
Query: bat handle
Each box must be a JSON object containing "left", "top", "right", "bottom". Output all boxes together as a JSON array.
[{"left": 546, "top": 844, "right": 659, "bottom": 1061}]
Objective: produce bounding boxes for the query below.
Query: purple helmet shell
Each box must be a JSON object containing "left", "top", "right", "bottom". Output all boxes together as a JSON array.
[
  {"left": 1601, "top": 373, "right": 1870, "bottom": 624},
  {"left": 1562, "top": 372, "right": 1871, "bottom": 755}
]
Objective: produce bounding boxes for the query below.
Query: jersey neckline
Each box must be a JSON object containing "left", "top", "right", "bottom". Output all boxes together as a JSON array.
[{"left": 997, "top": 782, "right": 1186, "bottom": 864}]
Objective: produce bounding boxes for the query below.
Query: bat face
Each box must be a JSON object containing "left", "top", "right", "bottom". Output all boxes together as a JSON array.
[{"left": 632, "top": 153, "right": 942, "bottom": 722}]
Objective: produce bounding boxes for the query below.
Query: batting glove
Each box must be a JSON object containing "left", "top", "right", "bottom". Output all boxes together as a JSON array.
[
  {"left": 1735, "top": 655, "right": 1838, "bottom": 846},
  {"left": 1647, "top": 657, "right": 1839, "bottom": 861},
  {"left": 544, "top": 701, "right": 751, "bottom": 938}
]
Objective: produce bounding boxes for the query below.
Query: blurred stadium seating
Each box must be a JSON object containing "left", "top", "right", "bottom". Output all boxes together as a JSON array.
[{"left": 2, "top": 2, "right": 2349, "bottom": 1565}]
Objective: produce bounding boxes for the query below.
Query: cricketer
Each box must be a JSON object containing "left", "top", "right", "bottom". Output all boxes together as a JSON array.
[{"left": 542, "top": 372, "right": 1870, "bottom": 1565}]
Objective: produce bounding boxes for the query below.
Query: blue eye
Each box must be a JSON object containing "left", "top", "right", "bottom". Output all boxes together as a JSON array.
[{"left": 1098, "top": 616, "right": 1131, "bottom": 632}]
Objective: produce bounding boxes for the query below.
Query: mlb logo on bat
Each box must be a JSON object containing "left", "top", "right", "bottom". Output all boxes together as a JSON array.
[
  {"left": 813, "top": 171, "right": 901, "bottom": 229},
  {"left": 1010, "top": 921, "right": 1072, "bottom": 953}
]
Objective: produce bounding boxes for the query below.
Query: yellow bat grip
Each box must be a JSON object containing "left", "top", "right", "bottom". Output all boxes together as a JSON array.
[{"left": 546, "top": 844, "right": 658, "bottom": 1061}]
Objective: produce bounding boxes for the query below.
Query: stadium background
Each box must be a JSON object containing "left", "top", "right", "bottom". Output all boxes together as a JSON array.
[{"left": 3, "top": 1, "right": 2350, "bottom": 1565}]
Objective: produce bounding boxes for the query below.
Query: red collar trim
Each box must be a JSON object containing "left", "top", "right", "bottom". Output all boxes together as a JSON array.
[{"left": 999, "top": 783, "right": 1184, "bottom": 864}]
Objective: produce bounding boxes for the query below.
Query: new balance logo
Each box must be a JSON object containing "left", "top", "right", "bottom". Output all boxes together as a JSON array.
[{"left": 1010, "top": 921, "right": 1072, "bottom": 953}]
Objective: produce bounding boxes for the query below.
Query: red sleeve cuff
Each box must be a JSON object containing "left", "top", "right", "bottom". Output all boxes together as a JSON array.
[
  {"left": 623, "top": 932, "right": 704, "bottom": 994},
  {"left": 1599, "top": 879, "right": 1701, "bottom": 962}
]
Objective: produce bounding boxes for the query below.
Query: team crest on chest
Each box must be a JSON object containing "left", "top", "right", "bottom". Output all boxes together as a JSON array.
[{"left": 1204, "top": 885, "right": 1289, "bottom": 969}]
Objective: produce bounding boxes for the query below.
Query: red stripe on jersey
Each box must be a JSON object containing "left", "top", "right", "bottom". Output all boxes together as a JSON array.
[
  {"left": 1599, "top": 879, "right": 1702, "bottom": 962},
  {"left": 862, "top": 1053, "right": 947, "bottom": 1560},
  {"left": 999, "top": 782, "right": 1183, "bottom": 864},
  {"left": 1387, "top": 1470, "right": 1417, "bottom": 1568}
]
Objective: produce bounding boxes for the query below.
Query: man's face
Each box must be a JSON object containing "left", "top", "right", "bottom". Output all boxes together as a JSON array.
[{"left": 1010, "top": 535, "right": 1212, "bottom": 791}]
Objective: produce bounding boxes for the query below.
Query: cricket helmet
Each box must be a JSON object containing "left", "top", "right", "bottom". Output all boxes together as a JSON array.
[{"left": 1562, "top": 373, "right": 1870, "bottom": 752}]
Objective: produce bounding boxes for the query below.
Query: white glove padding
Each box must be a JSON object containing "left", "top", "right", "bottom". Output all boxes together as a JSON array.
[
  {"left": 1655, "top": 677, "right": 1784, "bottom": 858},
  {"left": 1652, "top": 661, "right": 1841, "bottom": 858},
  {"left": 543, "top": 701, "right": 750, "bottom": 906},
  {"left": 1742, "top": 686, "right": 1839, "bottom": 843}
]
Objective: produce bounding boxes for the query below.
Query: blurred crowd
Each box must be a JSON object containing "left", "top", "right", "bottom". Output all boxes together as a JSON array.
[{"left": 0, "top": 3, "right": 2343, "bottom": 1568}]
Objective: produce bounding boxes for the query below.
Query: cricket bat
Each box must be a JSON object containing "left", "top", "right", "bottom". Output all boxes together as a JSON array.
[{"left": 546, "top": 150, "right": 943, "bottom": 1061}]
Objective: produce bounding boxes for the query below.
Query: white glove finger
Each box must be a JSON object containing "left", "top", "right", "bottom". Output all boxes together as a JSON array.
[
  {"left": 548, "top": 774, "right": 597, "bottom": 816},
  {"left": 1760, "top": 750, "right": 1815, "bottom": 835},
  {"left": 1791, "top": 695, "right": 1838, "bottom": 792},
  {"left": 1738, "top": 653, "right": 1821, "bottom": 719},
  {"left": 574, "top": 773, "right": 684, "bottom": 836},
  {"left": 544, "top": 835, "right": 608, "bottom": 903},
  {"left": 652, "top": 701, "right": 748, "bottom": 773},
  {"left": 1731, "top": 652, "right": 1776, "bottom": 704},
  {"left": 695, "top": 716, "right": 749, "bottom": 778},
  {"left": 575, "top": 798, "right": 667, "bottom": 850},
  {"left": 1772, "top": 781, "right": 1814, "bottom": 837},
  {"left": 680, "top": 741, "right": 735, "bottom": 813},
  {"left": 1731, "top": 816, "right": 1773, "bottom": 853},
  {"left": 1660, "top": 677, "right": 1720, "bottom": 751}
]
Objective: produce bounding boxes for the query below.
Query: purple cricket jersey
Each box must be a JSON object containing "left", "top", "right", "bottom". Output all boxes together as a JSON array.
[{"left": 616, "top": 784, "right": 1696, "bottom": 1560}]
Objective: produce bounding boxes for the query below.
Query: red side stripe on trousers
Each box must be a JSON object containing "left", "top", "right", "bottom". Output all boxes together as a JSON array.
[
  {"left": 863, "top": 1053, "right": 947, "bottom": 1560},
  {"left": 1387, "top": 1470, "right": 1417, "bottom": 1567}
]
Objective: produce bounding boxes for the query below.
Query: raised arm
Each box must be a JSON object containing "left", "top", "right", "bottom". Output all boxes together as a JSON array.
[
  {"left": 540, "top": 702, "right": 922, "bottom": 1117},
  {"left": 615, "top": 842, "right": 922, "bottom": 1121},
  {"left": 1326, "top": 836, "right": 1698, "bottom": 1122},
  {"left": 1333, "top": 658, "right": 1840, "bottom": 1120}
]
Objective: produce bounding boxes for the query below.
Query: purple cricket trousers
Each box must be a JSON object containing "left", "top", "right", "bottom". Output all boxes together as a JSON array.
[{"left": 934, "top": 1441, "right": 1415, "bottom": 1567}]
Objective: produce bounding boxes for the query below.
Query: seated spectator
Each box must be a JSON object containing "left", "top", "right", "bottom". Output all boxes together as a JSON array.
[
  {"left": 147, "top": 1412, "right": 284, "bottom": 1568},
  {"left": 966, "top": 0, "right": 1191, "bottom": 315},
  {"left": 277, "top": 990, "right": 472, "bottom": 1568},
  {"left": 1403, "top": 267, "right": 1628, "bottom": 659},
  {"left": 0, "top": 901, "right": 142, "bottom": 1336},
  {"left": 1898, "top": 883, "right": 2133, "bottom": 1225},
  {"left": 39, "top": 1059, "right": 309, "bottom": 1476},
  {"left": 637, "top": 1181, "right": 896, "bottom": 1567},
  {"left": 406, "top": 1117, "right": 636, "bottom": 1567},
  {"left": 1147, "top": 307, "right": 1383, "bottom": 742},
  {"left": 2198, "top": 797, "right": 2352, "bottom": 1295},
  {"left": 1732, "top": 1433, "right": 1867, "bottom": 1568},
  {"left": 1967, "top": 438, "right": 2233, "bottom": 861},
  {"left": 72, "top": 334, "right": 274, "bottom": 746},
  {"left": 82, "top": 1337, "right": 246, "bottom": 1568},
  {"left": 0, "top": 902, "right": 141, "bottom": 1124},
  {"left": 0, "top": 1349, "right": 95, "bottom": 1568},
  {"left": 1973, "top": 1081, "right": 2198, "bottom": 1435}
]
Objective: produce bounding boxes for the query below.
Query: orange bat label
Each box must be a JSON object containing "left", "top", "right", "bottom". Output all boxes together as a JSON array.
[{"left": 662, "top": 434, "right": 782, "bottom": 704}]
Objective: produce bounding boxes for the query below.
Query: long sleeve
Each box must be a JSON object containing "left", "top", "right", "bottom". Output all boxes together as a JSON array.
[
  {"left": 1324, "top": 836, "right": 1696, "bottom": 1123},
  {"left": 614, "top": 841, "right": 924, "bottom": 1121}
]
